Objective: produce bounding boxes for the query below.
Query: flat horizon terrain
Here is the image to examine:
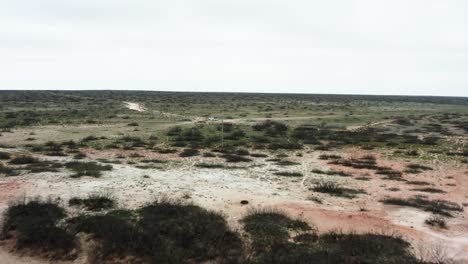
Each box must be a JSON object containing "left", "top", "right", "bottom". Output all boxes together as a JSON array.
[{"left": 0, "top": 90, "right": 467, "bottom": 263}]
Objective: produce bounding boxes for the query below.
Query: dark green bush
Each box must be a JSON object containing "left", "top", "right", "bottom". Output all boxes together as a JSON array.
[
  {"left": 0, "top": 151, "right": 11, "bottom": 160},
  {"left": 425, "top": 215, "right": 447, "bottom": 229},
  {"left": 381, "top": 196, "right": 463, "bottom": 216},
  {"left": 179, "top": 148, "right": 200, "bottom": 157},
  {"left": 65, "top": 161, "right": 112, "bottom": 177},
  {"left": 253, "top": 120, "right": 288, "bottom": 137},
  {"left": 274, "top": 172, "right": 303, "bottom": 177},
  {"left": 223, "top": 154, "right": 252, "bottom": 163},
  {"left": 242, "top": 208, "right": 312, "bottom": 250},
  {"left": 1, "top": 199, "right": 75, "bottom": 257},
  {"left": 0, "top": 164, "right": 19, "bottom": 176},
  {"left": 311, "top": 182, "right": 365, "bottom": 199},
  {"left": 9, "top": 155, "right": 38, "bottom": 165},
  {"left": 69, "top": 199, "right": 244, "bottom": 263},
  {"left": 69, "top": 195, "right": 115, "bottom": 211}
]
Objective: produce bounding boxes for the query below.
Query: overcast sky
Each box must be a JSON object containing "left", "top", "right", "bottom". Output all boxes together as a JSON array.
[{"left": 1, "top": 0, "right": 467, "bottom": 96}]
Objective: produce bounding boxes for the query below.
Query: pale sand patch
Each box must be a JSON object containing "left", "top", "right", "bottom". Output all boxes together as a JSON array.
[
  {"left": 0, "top": 148, "right": 467, "bottom": 263},
  {"left": 123, "top": 101, "right": 145, "bottom": 112}
]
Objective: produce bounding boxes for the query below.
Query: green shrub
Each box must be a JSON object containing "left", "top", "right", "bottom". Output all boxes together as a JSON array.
[
  {"left": 312, "top": 169, "right": 351, "bottom": 177},
  {"left": 381, "top": 196, "right": 463, "bottom": 216},
  {"left": 69, "top": 198, "right": 244, "bottom": 263},
  {"left": 25, "top": 160, "right": 63, "bottom": 173},
  {"left": 195, "top": 163, "right": 225, "bottom": 169},
  {"left": 0, "top": 164, "right": 19, "bottom": 176},
  {"left": 253, "top": 120, "right": 288, "bottom": 137},
  {"left": 179, "top": 148, "right": 200, "bottom": 157},
  {"left": 318, "top": 154, "right": 341, "bottom": 160},
  {"left": 223, "top": 154, "right": 252, "bottom": 163},
  {"left": 9, "top": 155, "right": 38, "bottom": 164},
  {"left": 405, "top": 163, "right": 433, "bottom": 174},
  {"left": 0, "top": 151, "right": 11, "bottom": 160},
  {"left": 425, "top": 215, "right": 447, "bottom": 229},
  {"left": 1, "top": 199, "right": 75, "bottom": 257},
  {"left": 274, "top": 172, "right": 303, "bottom": 177},
  {"left": 250, "top": 153, "right": 268, "bottom": 158},
  {"left": 73, "top": 152, "right": 86, "bottom": 159},
  {"left": 242, "top": 208, "right": 312, "bottom": 250},
  {"left": 411, "top": 187, "right": 446, "bottom": 193},
  {"left": 65, "top": 161, "right": 112, "bottom": 177},
  {"left": 274, "top": 160, "right": 300, "bottom": 166},
  {"left": 311, "top": 182, "right": 366, "bottom": 199},
  {"left": 69, "top": 194, "right": 115, "bottom": 211}
]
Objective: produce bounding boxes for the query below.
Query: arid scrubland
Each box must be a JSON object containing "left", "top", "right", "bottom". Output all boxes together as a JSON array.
[{"left": 0, "top": 91, "right": 467, "bottom": 263}]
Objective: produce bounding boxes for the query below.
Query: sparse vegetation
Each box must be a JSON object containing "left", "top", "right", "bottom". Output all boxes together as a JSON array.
[
  {"left": 411, "top": 187, "right": 446, "bottom": 193},
  {"left": 274, "top": 171, "right": 303, "bottom": 177},
  {"left": 0, "top": 91, "right": 466, "bottom": 263},
  {"left": 405, "top": 164, "right": 433, "bottom": 174},
  {"left": 311, "top": 181, "right": 366, "bottom": 198},
  {"left": 425, "top": 215, "right": 447, "bottom": 229},
  {"left": 68, "top": 198, "right": 243, "bottom": 263},
  {"left": 9, "top": 155, "right": 38, "bottom": 165},
  {"left": 223, "top": 154, "right": 252, "bottom": 163},
  {"left": 312, "top": 168, "right": 351, "bottom": 177},
  {"left": 0, "top": 163, "right": 19, "bottom": 176},
  {"left": 0, "top": 151, "right": 11, "bottom": 160},
  {"left": 1, "top": 199, "right": 75, "bottom": 258},
  {"left": 179, "top": 148, "right": 199, "bottom": 157},
  {"left": 381, "top": 196, "right": 463, "bottom": 216},
  {"left": 69, "top": 194, "right": 115, "bottom": 211},
  {"left": 65, "top": 161, "right": 112, "bottom": 177},
  {"left": 242, "top": 208, "right": 423, "bottom": 263}
]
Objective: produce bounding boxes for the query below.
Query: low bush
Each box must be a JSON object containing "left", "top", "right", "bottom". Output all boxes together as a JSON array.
[
  {"left": 250, "top": 153, "right": 268, "bottom": 158},
  {"left": 274, "top": 160, "right": 300, "bottom": 166},
  {"left": 65, "top": 161, "right": 112, "bottom": 177},
  {"left": 202, "top": 152, "right": 217, "bottom": 157},
  {"left": 381, "top": 196, "right": 463, "bottom": 216},
  {"left": 69, "top": 198, "right": 244, "bottom": 263},
  {"left": 425, "top": 215, "right": 447, "bottom": 229},
  {"left": 140, "top": 159, "right": 166, "bottom": 164},
  {"left": 235, "top": 148, "right": 250, "bottom": 156},
  {"left": 242, "top": 208, "right": 312, "bottom": 250},
  {"left": 223, "top": 154, "right": 252, "bottom": 163},
  {"left": 253, "top": 120, "right": 288, "bottom": 137},
  {"left": 0, "top": 151, "right": 11, "bottom": 160},
  {"left": 375, "top": 167, "right": 403, "bottom": 180},
  {"left": 1, "top": 199, "right": 75, "bottom": 258},
  {"left": 73, "top": 152, "right": 86, "bottom": 159},
  {"left": 0, "top": 163, "right": 19, "bottom": 176},
  {"left": 405, "top": 163, "right": 433, "bottom": 174},
  {"left": 318, "top": 154, "right": 341, "bottom": 160},
  {"left": 330, "top": 156, "right": 377, "bottom": 170},
  {"left": 406, "top": 181, "right": 431, "bottom": 186},
  {"left": 274, "top": 171, "right": 303, "bottom": 177},
  {"left": 312, "top": 169, "right": 351, "bottom": 177},
  {"left": 195, "top": 163, "right": 225, "bottom": 169},
  {"left": 81, "top": 135, "right": 99, "bottom": 142},
  {"left": 179, "top": 148, "right": 200, "bottom": 157},
  {"left": 69, "top": 194, "right": 115, "bottom": 211},
  {"left": 311, "top": 182, "right": 366, "bottom": 199},
  {"left": 242, "top": 209, "right": 423, "bottom": 263},
  {"left": 9, "top": 155, "right": 38, "bottom": 165},
  {"left": 25, "top": 160, "right": 63, "bottom": 173},
  {"left": 411, "top": 187, "right": 446, "bottom": 193}
]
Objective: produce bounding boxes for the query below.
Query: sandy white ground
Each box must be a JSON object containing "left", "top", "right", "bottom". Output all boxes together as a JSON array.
[{"left": 0, "top": 148, "right": 467, "bottom": 263}]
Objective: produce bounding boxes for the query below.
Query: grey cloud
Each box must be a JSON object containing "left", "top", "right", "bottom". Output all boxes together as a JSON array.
[{"left": 0, "top": 0, "right": 467, "bottom": 96}]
